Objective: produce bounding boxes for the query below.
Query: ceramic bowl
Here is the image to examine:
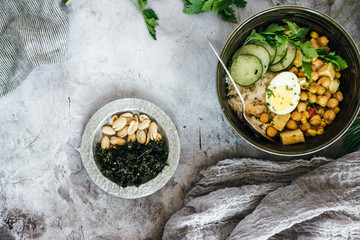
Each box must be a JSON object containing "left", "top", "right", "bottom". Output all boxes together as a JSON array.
[
  {"left": 81, "top": 98, "right": 180, "bottom": 198},
  {"left": 216, "top": 6, "right": 360, "bottom": 156}
]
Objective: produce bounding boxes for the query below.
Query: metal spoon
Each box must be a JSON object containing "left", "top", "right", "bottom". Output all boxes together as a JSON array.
[{"left": 206, "top": 36, "right": 275, "bottom": 142}]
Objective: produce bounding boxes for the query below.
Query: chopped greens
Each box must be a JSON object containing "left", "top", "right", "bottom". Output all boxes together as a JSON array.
[{"left": 94, "top": 139, "right": 169, "bottom": 188}]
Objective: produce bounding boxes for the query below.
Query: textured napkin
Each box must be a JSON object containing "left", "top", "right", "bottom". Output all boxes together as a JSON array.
[
  {"left": 163, "top": 152, "right": 360, "bottom": 239},
  {"left": 0, "top": 0, "right": 68, "bottom": 97}
]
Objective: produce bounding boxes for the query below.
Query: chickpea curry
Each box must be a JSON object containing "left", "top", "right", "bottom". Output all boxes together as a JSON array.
[{"left": 229, "top": 19, "right": 348, "bottom": 145}]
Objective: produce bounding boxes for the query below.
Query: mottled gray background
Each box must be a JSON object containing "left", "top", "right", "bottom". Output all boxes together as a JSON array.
[{"left": 0, "top": 0, "right": 359, "bottom": 239}]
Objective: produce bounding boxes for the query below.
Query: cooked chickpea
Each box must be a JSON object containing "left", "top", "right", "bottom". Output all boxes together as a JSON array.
[
  {"left": 317, "top": 36, "right": 329, "bottom": 47},
  {"left": 311, "top": 72, "right": 319, "bottom": 81},
  {"left": 318, "top": 77, "right": 331, "bottom": 89},
  {"left": 289, "top": 66, "right": 298, "bottom": 74},
  {"left": 316, "top": 108, "right": 325, "bottom": 116},
  {"left": 267, "top": 126, "right": 278, "bottom": 137},
  {"left": 297, "top": 69, "right": 305, "bottom": 77},
  {"left": 310, "top": 38, "right": 319, "bottom": 49},
  {"left": 308, "top": 93, "right": 317, "bottom": 103},
  {"left": 291, "top": 111, "right": 302, "bottom": 121},
  {"left": 312, "top": 58, "right": 324, "bottom": 69},
  {"left": 333, "top": 91, "right": 343, "bottom": 102},
  {"left": 309, "top": 83, "right": 317, "bottom": 93},
  {"left": 286, "top": 119, "right": 298, "bottom": 130},
  {"left": 327, "top": 98, "right": 339, "bottom": 109},
  {"left": 300, "top": 122, "right": 311, "bottom": 131},
  {"left": 317, "top": 96, "right": 329, "bottom": 107},
  {"left": 300, "top": 91, "right": 308, "bottom": 101},
  {"left": 316, "top": 85, "right": 326, "bottom": 95},
  {"left": 297, "top": 102, "right": 307, "bottom": 112},
  {"left": 323, "top": 109, "right": 336, "bottom": 121},
  {"left": 311, "top": 65, "right": 317, "bottom": 71},
  {"left": 324, "top": 90, "right": 332, "bottom": 99},
  {"left": 335, "top": 71, "right": 341, "bottom": 79},
  {"left": 260, "top": 112, "right": 270, "bottom": 123},
  {"left": 309, "top": 115, "right": 321, "bottom": 126}
]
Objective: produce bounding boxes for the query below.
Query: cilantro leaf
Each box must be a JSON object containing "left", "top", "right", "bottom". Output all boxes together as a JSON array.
[
  {"left": 183, "top": 0, "right": 247, "bottom": 22},
  {"left": 264, "top": 24, "right": 285, "bottom": 33},
  {"left": 302, "top": 61, "right": 312, "bottom": 81},
  {"left": 130, "top": 0, "right": 159, "bottom": 40},
  {"left": 317, "top": 50, "right": 348, "bottom": 70},
  {"left": 217, "top": 6, "right": 237, "bottom": 23},
  {"left": 183, "top": 0, "right": 205, "bottom": 14},
  {"left": 142, "top": 9, "right": 159, "bottom": 40},
  {"left": 138, "top": 0, "right": 147, "bottom": 8},
  {"left": 294, "top": 41, "right": 318, "bottom": 62},
  {"left": 202, "top": 0, "right": 216, "bottom": 11},
  {"left": 296, "top": 27, "right": 309, "bottom": 40},
  {"left": 282, "top": 19, "right": 309, "bottom": 41},
  {"left": 233, "top": 0, "right": 247, "bottom": 8}
]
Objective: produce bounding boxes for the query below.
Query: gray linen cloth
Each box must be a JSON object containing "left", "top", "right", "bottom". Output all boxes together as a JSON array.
[
  {"left": 163, "top": 152, "right": 360, "bottom": 239},
  {"left": 0, "top": 0, "right": 68, "bottom": 97}
]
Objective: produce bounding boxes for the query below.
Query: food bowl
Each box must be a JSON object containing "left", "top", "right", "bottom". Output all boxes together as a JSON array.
[
  {"left": 216, "top": 6, "right": 360, "bottom": 156},
  {"left": 81, "top": 98, "right": 180, "bottom": 198}
]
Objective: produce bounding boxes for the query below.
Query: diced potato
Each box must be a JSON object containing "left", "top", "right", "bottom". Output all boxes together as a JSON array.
[
  {"left": 294, "top": 50, "right": 303, "bottom": 68},
  {"left": 280, "top": 129, "right": 305, "bottom": 145},
  {"left": 318, "top": 62, "right": 335, "bottom": 80},
  {"left": 329, "top": 79, "right": 340, "bottom": 94},
  {"left": 271, "top": 114, "right": 291, "bottom": 131}
]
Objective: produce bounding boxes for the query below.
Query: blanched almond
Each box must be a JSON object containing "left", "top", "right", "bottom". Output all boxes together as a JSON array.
[
  {"left": 127, "top": 133, "right": 136, "bottom": 142},
  {"left": 127, "top": 120, "right": 139, "bottom": 135},
  {"left": 149, "top": 122, "right": 157, "bottom": 140},
  {"left": 120, "top": 112, "right": 133, "bottom": 118},
  {"left": 102, "top": 126, "right": 116, "bottom": 135},
  {"left": 117, "top": 126, "right": 128, "bottom": 138},
  {"left": 101, "top": 136, "right": 110, "bottom": 149},
  {"left": 136, "top": 130, "right": 146, "bottom": 144},
  {"left": 110, "top": 137, "right": 126, "bottom": 146},
  {"left": 113, "top": 117, "right": 127, "bottom": 131},
  {"left": 145, "top": 131, "right": 150, "bottom": 145},
  {"left": 111, "top": 115, "right": 118, "bottom": 124},
  {"left": 155, "top": 133, "right": 162, "bottom": 142},
  {"left": 139, "top": 114, "right": 149, "bottom": 122},
  {"left": 138, "top": 119, "right": 151, "bottom": 130}
]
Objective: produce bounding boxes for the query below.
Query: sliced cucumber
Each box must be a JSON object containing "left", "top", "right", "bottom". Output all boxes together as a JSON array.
[
  {"left": 230, "top": 54, "right": 263, "bottom": 87},
  {"left": 250, "top": 40, "right": 277, "bottom": 64},
  {"left": 239, "top": 44, "right": 270, "bottom": 77},
  {"left": 269, "top": 43, "right": 296, "bottom": 72},
  {"left": 271, "top": 41, "right": 288, "bottom": 65}
]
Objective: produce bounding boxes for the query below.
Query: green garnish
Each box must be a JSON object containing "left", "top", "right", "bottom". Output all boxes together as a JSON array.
[
  {"left": 182, "top": 0, "right": 247, "bottom": 23},
  {"left": 266, "top": 88, "right": 275, "bottom": 98},
  {"left": 94, "top": 139, "right": 169, "bottom": 188},
  {"left": 317, "top": 49, "right": 348, "bottom": 70},
  {"left": 130, "top": 0, "right": 159, "bottom": 40}
]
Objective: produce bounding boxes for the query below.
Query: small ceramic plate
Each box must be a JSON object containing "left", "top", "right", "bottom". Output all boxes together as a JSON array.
[{"left": 81, "top": 98, "right": 180, "bottom": 199}]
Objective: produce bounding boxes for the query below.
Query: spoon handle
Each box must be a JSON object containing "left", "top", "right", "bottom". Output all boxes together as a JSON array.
[{"left": 205, "top": 36, "right": 245, "bottom": 106}]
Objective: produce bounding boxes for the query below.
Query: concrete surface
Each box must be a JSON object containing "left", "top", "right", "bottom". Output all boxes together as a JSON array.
[{"left": 0, "top": 0, "right": 359, "bottom": 239}]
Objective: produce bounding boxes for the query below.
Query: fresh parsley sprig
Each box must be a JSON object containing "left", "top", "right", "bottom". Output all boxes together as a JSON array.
[
  {"left": 317, "top": 49, "right": 348, "bottom": 70},
  {"left": 130, "top": 0, "right": 159, "bottom": 40},
  {"left": 182, "top": 0, "right": 247, "bottom": 23}
]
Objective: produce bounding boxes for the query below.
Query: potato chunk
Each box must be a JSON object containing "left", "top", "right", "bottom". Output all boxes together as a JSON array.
[
  {"left": 280, "top": 129, "right": 305, "bottom": 145},
  {"left": 318, "top": 62, "right": 335, "bottom": 80},
  {"left": 271, "top": 114, "right": 291, "bottom": 131}
]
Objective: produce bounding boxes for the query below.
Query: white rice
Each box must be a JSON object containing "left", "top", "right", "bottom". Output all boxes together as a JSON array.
[{"left": 227, "top": 72, "right": 277, "bottom": 132}]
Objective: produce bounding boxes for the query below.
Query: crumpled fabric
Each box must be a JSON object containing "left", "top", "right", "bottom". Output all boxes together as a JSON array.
[
  {"left": 0, "top": 0, "right": 68, "bottom": 97},
  {"left": 163, "top": 152, "right": 360, "bottom": 239}
]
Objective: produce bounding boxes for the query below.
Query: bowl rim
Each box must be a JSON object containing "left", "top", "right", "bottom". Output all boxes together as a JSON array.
[
  {"left": 80, "top": 98, "right": 180, "bottom": 198},
  {"left": 216, "top": 5, "right": 360, "bottom": 156}
]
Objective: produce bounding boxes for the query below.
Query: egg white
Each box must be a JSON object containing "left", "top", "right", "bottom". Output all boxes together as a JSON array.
[{"left": 265, "top": 72, "right": 301, "bottom": 115}]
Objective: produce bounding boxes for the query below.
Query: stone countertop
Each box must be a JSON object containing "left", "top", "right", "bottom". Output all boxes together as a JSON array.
[{"left": 0, "top": 0, "right": 359, "bottom": 239}]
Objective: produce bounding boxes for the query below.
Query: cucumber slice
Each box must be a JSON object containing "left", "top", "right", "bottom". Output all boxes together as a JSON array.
[
  {"left": 250, "top": 40, "right": 277, "bottom": 64},
  {"left": 269, "top": 43, "right": 297, "bottom": 72},
  {"left": 271, "top": 41, "right": 288, "bottom": 65},
  {"left": 230, "top": 54, "right": 263, "bottom": 87},
  {"left": 239, "top": 44, "right": 270, "bottom": 77}
]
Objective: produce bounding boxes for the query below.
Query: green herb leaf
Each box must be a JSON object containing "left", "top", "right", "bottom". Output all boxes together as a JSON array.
[
  {"left": 264, "top": 24, "right": 285, "bottom": 33},
  {"left": 302, "top": 61, "right": 312, "bottom": 81},
  {"left": 183, "top": 0, "right": 205, "bottom": 14},
  {"left": 296, "top": 41, "right": 318, "bottom": 62},
  {"left": 233, "top": 0, "right": 247, "bottom": 8},
  {"left": 142, "top": 9, "right": 159, "bottom": 40},
  {"left": 317, "top": 49, "right": 348, "bottom": 70},
  {"left": 217, "top": 6, "right": 237, "bottom": 23},
  {"left": 138, "top": 0, "right": 147, "bottom": 8},
  {"left": 282, "top": 19, "right": 310, "bottom": 40},
  {"left": 202, "top": 0, "right": 216, "bottom": 11}
]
